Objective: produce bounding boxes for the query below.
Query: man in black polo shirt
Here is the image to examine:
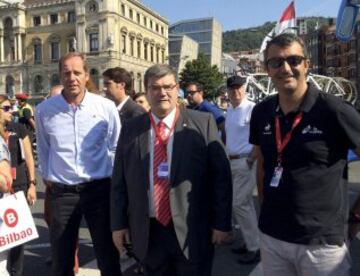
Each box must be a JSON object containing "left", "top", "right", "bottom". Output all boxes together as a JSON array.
[{"left": 250, "top": 33, "right": 360, "bottom": 275}]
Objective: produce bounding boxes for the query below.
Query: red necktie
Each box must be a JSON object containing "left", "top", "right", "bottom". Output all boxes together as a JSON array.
[{"left": 153, "top": 121, "right": 171, "bottom": 226}]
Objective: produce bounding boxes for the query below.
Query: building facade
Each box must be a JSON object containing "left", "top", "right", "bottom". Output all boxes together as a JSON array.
[
  {"left": 169, "top": 17, "right": 222, "bottom": 69},
  {"left": 168, "top": 34, "right": 198, "bottom": 75},
  {"left": 0, "top": 0, "right": 168, "bottom": 98}
]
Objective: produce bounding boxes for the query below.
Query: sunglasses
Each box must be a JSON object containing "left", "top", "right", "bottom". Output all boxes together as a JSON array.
[
  {"left": 0, "top": 106, "right": 12, "bottom": 112},
  {"left": 266, "top": 55, "right": 306, "bottom": 69},
  {"left": 186, "top": 90, "right": 199, "bottom": 96}
]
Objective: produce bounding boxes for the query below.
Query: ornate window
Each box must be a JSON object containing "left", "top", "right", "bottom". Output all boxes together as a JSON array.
[
  {"left": 34, "top": 75, "right": 44, "bottom": 94},
  {"left": 89, "top": 33, "right": 99, "bottom": 52},
  {"left": 50, "top": 14, "right": 58, "bottom": 24},
  {"left": 87, "top": 1, "right": 98, "bottom": 14},
  {"left": 33, "top": 16, "right": 41, "bottom": 26},
  {"left": 51, "top": 74, "right": 60, "bottom": 86},
  {"left": 49, "top": 35, "right": 60, "bottom": 61},
  {"left": 33, "top": 38, "right": 42, "bottom": 64},
  {"left": 67, "top": 11, "right": 76, "bottom": 23}
]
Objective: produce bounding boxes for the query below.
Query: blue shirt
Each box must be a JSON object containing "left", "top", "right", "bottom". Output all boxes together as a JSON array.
[
  {"left": 196, "top": 100, "right": 225, "bottom": 125},
  {"left": 35, "top": 92, "right": 121, "bottom": 185}
]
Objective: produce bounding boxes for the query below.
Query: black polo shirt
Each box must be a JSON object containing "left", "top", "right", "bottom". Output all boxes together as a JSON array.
[{"left": 249, "top": 84, "right": 360, "bottom": 245}]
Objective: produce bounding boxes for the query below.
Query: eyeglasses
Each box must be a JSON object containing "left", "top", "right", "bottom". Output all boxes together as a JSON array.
[
  {"left": 0, "top": 106, "right": 12, "bottom": 112},
  {"left": 149, "top": 84, "right": 177, "bottom": 92},
  {"left": 186, "top": 90, "right": 199, "bottom": 96},
  {"left": 266, "top": 55, "right": 307, "bottom": 69}
]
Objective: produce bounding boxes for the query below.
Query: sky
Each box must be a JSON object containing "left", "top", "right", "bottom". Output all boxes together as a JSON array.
[{"left": 142, "top": 0, "right": 341, "bottom": 31}]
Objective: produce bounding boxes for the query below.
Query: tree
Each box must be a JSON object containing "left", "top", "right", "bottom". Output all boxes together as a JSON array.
[{"left": 179, "top": 53, "right": 224, "bottom": 100}]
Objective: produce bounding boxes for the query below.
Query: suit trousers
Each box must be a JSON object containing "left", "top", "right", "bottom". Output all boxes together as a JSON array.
[
  {"left": 260, "top": 232, "right": 351, "bottom": 276},
  {"left": 144, "top": 219, "right": 213, "bottom": 276},
  {"left": 49, "top": 179, "right": 121, "bottom": 276},
  {"left": 230, "top": 158, "right": 259, "bottom": 251}
]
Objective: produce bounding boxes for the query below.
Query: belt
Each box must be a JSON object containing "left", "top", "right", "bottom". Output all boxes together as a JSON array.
[
  {"left": 228, "top": 153, "right": 249, "bottom": 160},
  {"left": 49, "top": 178, "right": 110, "bottom": 193}
]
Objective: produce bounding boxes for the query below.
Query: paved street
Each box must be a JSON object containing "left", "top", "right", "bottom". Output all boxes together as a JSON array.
[{"left": 21, "top": 161, "right": 360, "bottom": 276}]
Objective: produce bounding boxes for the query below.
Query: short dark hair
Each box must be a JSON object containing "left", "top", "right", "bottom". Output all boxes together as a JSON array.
[
  {"left": 59, "top": 52, "right": 88, "bottom": 73},
  {"left": 133, "top": 92, "right": 146, "bottom": 101},
  {"left": 103, "top": 67, "right": 133, "bottom": 94},
  {"left": 185, "top": 81, "right": 204, "bottom": 92},
  {"left": 144, "top": 64, "right": 178, "bottom": 89},
  {"left": 264, "top": 33, "right": 308, "bottom": 66}
]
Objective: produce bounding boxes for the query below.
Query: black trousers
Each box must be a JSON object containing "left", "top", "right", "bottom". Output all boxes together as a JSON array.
[
  {"left": 144, "top": 219, "right": 213, "bottom": 276},
  {"left": 49, "top": 178, "right": 121, "bottom": 276}
]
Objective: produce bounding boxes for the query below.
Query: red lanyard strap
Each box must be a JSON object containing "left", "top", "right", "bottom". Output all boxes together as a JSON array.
[
  {"left": 149, "top": 108, "right": 180, "bottom": 146},
  {"left": 275, "top": 112, "right": 303, "bottom": 161}
]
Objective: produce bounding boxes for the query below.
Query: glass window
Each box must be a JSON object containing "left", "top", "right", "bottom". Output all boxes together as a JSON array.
[
  {"left": 130, "top": 37, "right": 134, "bottom": 56},
  {"left": 34, "top": 43, "right": 42, "bottom": 63},
  {"left": 137, "top": 13, "right": 140, "bottom": 23},
  {"left": 144, "top": 42, "right": 148, "bottom": 60},
  {"left": 137, "top": 40, "right": 141, "bottom": 58},
  {"left": 150, "top": 45, "right": 154, "bottom": 62},
  {"left": 129, "top": 9, "right": 133, "bottom": 19},
  {"left": 121, "top": 34, "right": 126, "bottom": 54},
  {"left": 150, "top": 20, "right": 153, "bottom": 29},
  {"left": 68, "top": 11, "right": 76, "bottom": 23},
  {"left": 50, "top": 14, "right": 58, "bottom": 24},
  {"left": 143, "top": 17, "right": 147, "bottom": 27},
  {"left": 33, "top": 16, "right": 41, "bottom": 26},
  {"left": 51, "top": 42, "right": 60, "bottom": 61},
  {"left": 121, "top": 4, "right": 125, "bottom": 15},
  {"left": 89, "top": 33, "right": 98, "bottom": 52}
]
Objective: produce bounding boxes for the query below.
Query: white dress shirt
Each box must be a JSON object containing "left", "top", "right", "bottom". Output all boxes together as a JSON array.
[
  {"left": 225, "top": 98, "right": 255, "bottom": 155},
  {"left": 148, "top": 107, "right": 176, "bottom": 217},
  {"left": 35, "top": 91, "right": 121, "bottom": 185}
]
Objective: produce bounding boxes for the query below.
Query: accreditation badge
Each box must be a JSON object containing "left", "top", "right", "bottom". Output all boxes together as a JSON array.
[
  {"left": 269, "top": 165, "right": 283, "bottom": 188},
  {"left": 157, "top": 162, "right": 169, "bottom": 179}
]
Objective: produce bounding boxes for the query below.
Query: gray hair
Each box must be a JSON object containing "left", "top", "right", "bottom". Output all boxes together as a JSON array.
[{"left": 144, "top": 64, "right": 178, "bottom": 89}]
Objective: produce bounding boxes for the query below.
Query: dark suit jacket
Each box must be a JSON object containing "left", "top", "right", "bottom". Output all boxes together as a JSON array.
[
  {"left": 111, "top": 108, "right": 232, "bottom": 262},
  {"left": 119, "top": 98, "right": 145, "bottom": 123}
]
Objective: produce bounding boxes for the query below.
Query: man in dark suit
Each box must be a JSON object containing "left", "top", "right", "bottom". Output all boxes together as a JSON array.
[
  {"left": 111, "top": 64, "right": 232, "bottom": 275},
  {"left": 103, "top": 67, "right": 145, "bottom": 123}
]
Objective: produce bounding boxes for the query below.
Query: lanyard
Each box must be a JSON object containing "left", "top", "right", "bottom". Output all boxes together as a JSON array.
[
  {"left": 275, "top": 112, "right": 303, "bottom": 163},
  {"left": 149, "top": 108, "right": 180, "bottom": 146}
]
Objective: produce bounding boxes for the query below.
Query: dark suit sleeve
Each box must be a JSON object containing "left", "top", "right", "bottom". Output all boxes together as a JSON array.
[
  {"left": 206, "top": 114, "right": 232, "bottom": 231},
  {"left": 111, "top": 125, "right": 129, "bottom": 231}
]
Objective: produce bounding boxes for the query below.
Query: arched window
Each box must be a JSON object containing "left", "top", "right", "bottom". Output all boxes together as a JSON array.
[
  {"left": 5, "top": 75, "right": 14, "bottom": 97},
  {"left": 50, "top": 74, "right": 60, "bottom": 86},
  {"left": 3, "top": 17, "right": 14, "bottom": 61},
  {"left": 34, "top": 75, "right": 43, "bottom": 94},
  {"left": 33, "top": 38, "right": 42, "bottom": 64}
]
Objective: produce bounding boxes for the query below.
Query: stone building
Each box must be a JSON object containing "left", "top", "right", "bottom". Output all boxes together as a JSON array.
[{"left": 0, "top": 0, "right": 168, "bottom": 98}]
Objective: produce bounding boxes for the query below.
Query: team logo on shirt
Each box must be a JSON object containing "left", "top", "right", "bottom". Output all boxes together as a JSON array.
[
  {"left": 263, "top": 123, "right": 272, "bottom": 135},
  {"left": 301, "top": 125, "right": 323, "bottom": 135}
]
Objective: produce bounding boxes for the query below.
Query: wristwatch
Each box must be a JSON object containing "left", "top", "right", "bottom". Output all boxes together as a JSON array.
[{"left": 29, "top": 180, "right": 36, "bottom": 186}]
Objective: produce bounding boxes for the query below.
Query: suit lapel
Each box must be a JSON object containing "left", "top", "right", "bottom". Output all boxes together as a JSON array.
[
  {"left": 170, "top": 110, "right": 188, "bottom": 186},
  {"left": 138, "top": 115, "right": 151, "bottom": 189}
]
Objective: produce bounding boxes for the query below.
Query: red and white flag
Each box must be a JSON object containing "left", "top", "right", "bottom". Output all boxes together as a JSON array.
[{"left": 260, "top": 1, "right": 296, "bottom": 55}]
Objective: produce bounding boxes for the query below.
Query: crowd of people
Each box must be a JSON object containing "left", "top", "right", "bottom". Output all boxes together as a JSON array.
[{"left": 0, "top": 33, "right": 359, "bottom": 276}]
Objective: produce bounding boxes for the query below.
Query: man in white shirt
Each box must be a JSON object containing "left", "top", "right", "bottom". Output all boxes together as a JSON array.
[
  {"left": 225, "top": 75, "right": 260, "bottom": 264},
  {"left": 35, "top": 52, "right": 121, "bottom": 276}
]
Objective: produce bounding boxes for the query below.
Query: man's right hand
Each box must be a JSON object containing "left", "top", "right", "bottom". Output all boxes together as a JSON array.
[{"left": 112, "top": 229, "right": 129, "bottom": 254}]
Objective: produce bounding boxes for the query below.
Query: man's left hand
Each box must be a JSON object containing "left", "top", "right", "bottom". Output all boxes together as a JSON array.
[
  {"left": 27, "top": 184, "right": 37, "bottom": 206},
  {"left": 211, "top": 229, "right": 232, "bottom": 245}
]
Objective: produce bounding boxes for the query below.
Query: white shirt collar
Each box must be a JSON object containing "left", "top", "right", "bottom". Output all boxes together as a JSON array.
[
  {"left": 151, "top": 107, "right": 177, "bottom": 129},
  {"left": 117, "top": 96, "right": 130, "bottom": 111}
]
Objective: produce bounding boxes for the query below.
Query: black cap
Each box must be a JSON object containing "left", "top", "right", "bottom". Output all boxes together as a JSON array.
[{"left": 226, "top": 76, "right": 246, "bottom": 88}]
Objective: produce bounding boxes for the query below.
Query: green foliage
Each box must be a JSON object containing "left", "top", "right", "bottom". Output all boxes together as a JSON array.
[
  {"left": 179, "top": 53, "right": 224, "bottom": 100},
  {"left": 223, "top": 17, "right": 331, "bottom": 52}
]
